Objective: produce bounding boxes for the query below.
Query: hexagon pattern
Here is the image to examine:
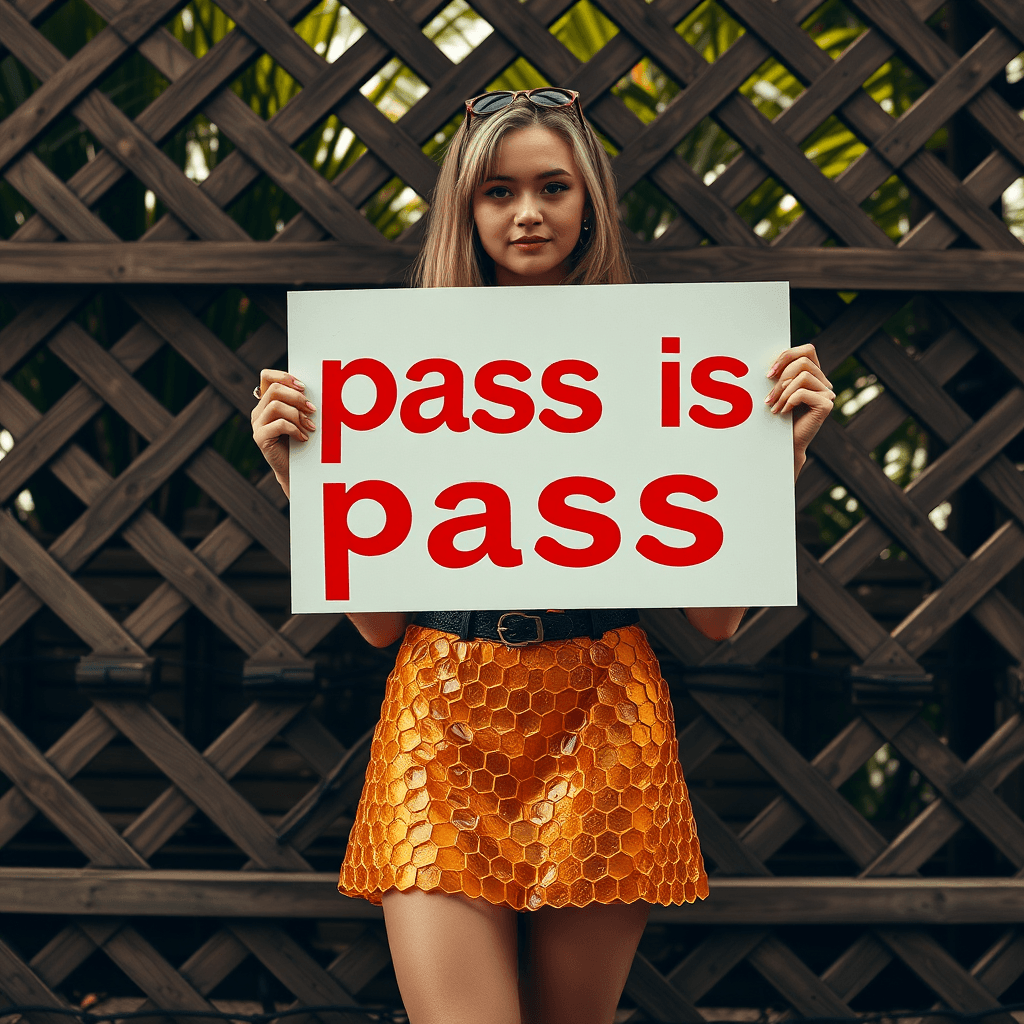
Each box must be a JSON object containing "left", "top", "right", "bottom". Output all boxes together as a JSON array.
[{"left": 339, "top": 625, "right": 708, "bottom": 911}]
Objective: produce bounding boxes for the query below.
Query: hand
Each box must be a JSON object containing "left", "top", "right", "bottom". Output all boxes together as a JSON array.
[
  {"left": 250, "top": 368, "right": 317, "bottom": 498},
  {"left": 765, "top": 343, "right": 834, "bottom": 478}
]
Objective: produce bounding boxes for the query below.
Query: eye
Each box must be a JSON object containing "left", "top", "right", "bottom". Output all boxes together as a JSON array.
[
  {"left": 484, "top": 185, "right": 513, "bottom": 198},
  {"left": 542, "top": 181, "right": 569, "bottom": 194}
]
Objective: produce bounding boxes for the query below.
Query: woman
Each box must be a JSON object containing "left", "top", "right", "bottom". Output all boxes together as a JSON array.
[{"left": 252, "top": 88, "right": 834, "bottom": 1024}]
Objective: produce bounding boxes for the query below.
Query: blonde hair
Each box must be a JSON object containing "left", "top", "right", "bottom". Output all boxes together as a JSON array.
[{"left": 411, "top": 99, "right": 632, "bottom": 287}]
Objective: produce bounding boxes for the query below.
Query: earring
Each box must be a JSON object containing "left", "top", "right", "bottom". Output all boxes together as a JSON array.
[{"left": 582, "top": 217, "right": 592, "bottom": 232}]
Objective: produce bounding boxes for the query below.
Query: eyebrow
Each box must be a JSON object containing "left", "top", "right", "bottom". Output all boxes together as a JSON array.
[{"left": 483, "top": 168, "right": 573, "bottom": 182}]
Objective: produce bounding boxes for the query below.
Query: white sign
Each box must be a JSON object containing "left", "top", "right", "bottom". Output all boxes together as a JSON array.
[{"left": 287, "top": 282, "right": 796, "bottom": 613}]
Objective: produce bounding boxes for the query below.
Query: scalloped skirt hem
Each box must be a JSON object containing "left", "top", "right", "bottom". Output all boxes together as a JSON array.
[{"left": 337, "top": 876, "right": 710, "bottom": 913}]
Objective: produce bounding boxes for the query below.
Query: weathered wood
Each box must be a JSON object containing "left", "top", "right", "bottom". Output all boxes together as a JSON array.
[
  {"left": 10, "top": 243, "right": 1024, "bottom": 287},
  {"left": 2, "top": 870, "right": 1024, "bottom": 921},
  {"left": 93, "top": 699, "right": 311, "bottom": 871},
  {"left": 2, "top": 0, "right": 1024, "bottom": 1015},
  {"left": 877, "top": 928, "right": 1017, "bottom": 1021},
  {"left": 747, "top": 934, "right": 855, "bottom": 1016},
  {"left": 0, "top": 712, "right": 148, "bottom": 867},
  {"left": 623, "top": 951, "right": 706, "bottom": 1023}
]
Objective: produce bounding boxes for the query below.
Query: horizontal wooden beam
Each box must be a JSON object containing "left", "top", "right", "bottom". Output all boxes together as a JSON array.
[
  {"left": 2, "top": 242, "right": 1024, "bottom": 289},
  {"left": 3, "top": 870, "right": 1024, "bottom": 922}
]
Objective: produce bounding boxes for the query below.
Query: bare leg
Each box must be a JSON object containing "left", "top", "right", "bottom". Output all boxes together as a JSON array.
[
  {"left": 521, "top": 900, "right": 651, "bottom": 1024},
  {"left": 382, "top": 888, "right": 521, "bottom": 1024}
]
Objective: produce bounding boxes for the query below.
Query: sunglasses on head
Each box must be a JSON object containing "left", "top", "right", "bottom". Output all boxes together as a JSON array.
[{"left": 464, "top": 88, "right": 583, "bottom": 124}]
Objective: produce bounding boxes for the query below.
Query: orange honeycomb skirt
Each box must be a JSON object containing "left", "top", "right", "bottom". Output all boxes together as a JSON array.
[{"left": 338, "top": 624, "right": 709, "bottom": 911}]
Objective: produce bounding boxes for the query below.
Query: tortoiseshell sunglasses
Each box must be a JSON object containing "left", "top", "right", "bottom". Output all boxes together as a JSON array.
[{"left": 464, "top": 88, "right": 584, "bottom": 127}]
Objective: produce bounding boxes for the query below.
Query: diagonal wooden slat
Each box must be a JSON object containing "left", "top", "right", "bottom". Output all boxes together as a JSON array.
[
  {"left": 747, "top": 933, "right": 856, "bottom": 1016},
  {"left": 0, "top": 711, "right": 148, "bottom": 867},
  {"left": 878, "top": 928, "right": 1018, "bottom": 1023},
  {"left": 866, "top": 711, "right": 1024, "bottom": 869},
  {"left": 93, "top": 698, "right": 311, "bottom": 871}
]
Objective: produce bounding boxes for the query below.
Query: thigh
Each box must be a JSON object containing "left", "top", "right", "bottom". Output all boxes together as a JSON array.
[
  {"left": 522, "top": 900, "right": 651, "bottom": 1024},
  {"left": 382, "top": 888, "right": 521, "bottom": 1024}
]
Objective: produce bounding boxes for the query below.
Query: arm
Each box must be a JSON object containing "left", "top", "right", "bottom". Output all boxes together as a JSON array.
[
  {"left": 684, "top": 345, "right": 834, "bottom": 643},
  {"left": 684, "top": 606, "right": 747, "bottom": 641},
  {"left": 251, "top": 368, "right": 408, "bottom": 648}
]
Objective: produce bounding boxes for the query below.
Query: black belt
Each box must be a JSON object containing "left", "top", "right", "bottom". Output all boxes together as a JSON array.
[{"left": 412, "top": 609, "right": 639, "bottom": 646}]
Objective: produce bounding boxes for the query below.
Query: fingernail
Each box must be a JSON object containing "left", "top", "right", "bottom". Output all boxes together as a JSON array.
[
  {"left": 305, "top": 401, "right": 316, "bottom": 412},
  {"left": 299, "top": 432, "right": 309, "bottom": 441},
  {"left": 292, "top": 377, "right": 305, "bottom": 390},
  {"left": 767, "top": 364, "right": 778, "bottom": 378},
  {"left": 764, "top": 393, "right": 772, "bottom": 404},
  {"left": 304, "top": 418, "right": 317, "bottom": 431}
]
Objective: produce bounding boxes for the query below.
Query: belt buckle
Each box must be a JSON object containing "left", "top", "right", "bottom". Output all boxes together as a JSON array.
[{"left": 496, "top": 612, "right": 544, "bottom": 647}]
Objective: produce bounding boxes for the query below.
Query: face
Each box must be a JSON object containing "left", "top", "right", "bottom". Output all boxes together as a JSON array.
[{"left": 472, "top": 125, "right": 588, "bottom": 286}]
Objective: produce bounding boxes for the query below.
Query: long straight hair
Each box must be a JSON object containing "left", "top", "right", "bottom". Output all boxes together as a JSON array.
[{"left": 411, "top": 99, "right": 633, "bottom": 287}]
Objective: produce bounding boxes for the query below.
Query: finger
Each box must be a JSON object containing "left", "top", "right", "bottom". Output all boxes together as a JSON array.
[
  {"left": 255, "top": 418, "right": 309, "bottom": 445},
  {"left": 767, "top": 343, "right": 823, "bottom": 379},
  {"left": 254, "top": 381, "right": 317, "bottom": 420},
  {"left": 774, "top": 357, "right": 831, "bottom": 391},
  {"left": 258, "top": 367, "right": 304, "bottom": 399},
  {"left": 769, "top": 371, "right": 834, "bottom": 411},
  {"left": 255, "top": 399, "right": 317, "bottom": 435},
  {"left": 767, "top": 367, "right": 826, "bottom": 406},
  {"left": 779, "top": 388, "right": 835, "bottom": 417}
]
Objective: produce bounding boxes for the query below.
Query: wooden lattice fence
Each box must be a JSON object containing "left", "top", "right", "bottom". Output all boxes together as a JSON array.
[{"left": 2, "top": 0, "right": 1024, "bottom": 1017}]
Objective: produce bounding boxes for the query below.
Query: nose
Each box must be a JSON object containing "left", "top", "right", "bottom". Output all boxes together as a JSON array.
[{"left": 514, "top": 193, "right": 542, "bottom": 226}]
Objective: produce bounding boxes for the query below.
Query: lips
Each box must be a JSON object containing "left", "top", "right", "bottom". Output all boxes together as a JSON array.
[{"left": 511, "top": 236, "right": 550, "bottom": 247}]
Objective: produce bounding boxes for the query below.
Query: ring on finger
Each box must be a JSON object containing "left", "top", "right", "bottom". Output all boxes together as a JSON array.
[{"left": 253, "top": 385, "right": 262, "bottom": 400}]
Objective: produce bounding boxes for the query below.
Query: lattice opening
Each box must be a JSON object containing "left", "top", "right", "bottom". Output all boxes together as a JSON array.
[
  {"left": 612, "top": 58, "right": 684, "bottom": 125},
  {"left": 486, "top": 55, "right": 549, "bottom": 93},
  {"left": 425, "top": 0, "right": 493, "bottom": 64},
  {"left": 1002, "top": 176, "right": 1024, "bottom": 242},
  {"left": 227, "top": 172, "right": 309, "bottom": 240},
  {"left": 75, "top": 735, "right": 169, "bottom": 826},
  {"left": 740, "top": 57, "right": 806, "bottom": 121},
  {"left": 697, "top": 947, "right": 799, "bottom": 1009},
  {"left": 164, "top": 114, "right": 231, "bottom": 191},
  {"left": 861, "top": 173, "right": 928, "bottom": 242},
  {"left": 944, "top": 339, "right": 1019, "bottom": 423},
  {"left": 0, "top": 179, "right": 34, "bottom": 239},
  {"left": 71, "top": 406, "right": 153, "bottom": 491},
  {"left": 884, "top": 294, "right": 951, "bottom": 356},
  {"left": 362, "top": 58, "right": 429, "bottom": 121},
  {"left": 135, "top": 343, "right": 206, "bottom": 417},
  {"left": 363, "top": 175, "right": 429, "bottom": 239},
  {"left": 98, "top": 50, "right": 171, "bottom": 121},
  {"left": 676, "top": 117, "right": 741, "bottom": 186},
  {"left": 40, "top": 1, "right": 110, "bottom": 57},
  {"left": 619, "top": 180, "right": 681, "bottom": 242},
  {"left": 843, "top": 741, "right": 939, "bottom": 822},
  {"left": 690, "top": 741, "right": 775, "bottom": 830},
  {"left": 675, "top": 0, "right": 746, "bottom": 63},
  {"left": 170, "top": 1, "right": 238, "bottom": 55},
  {"left": 295, "top": 114, "right": 354, "bottom": 180},
  {"left": 550, "top": 0, "right": 619, "bottom": 62},
  {"left": 32, "top": 112, "right": 105, "bottom": 186},
  {"left": 801, "top": 0, "right": 868, "bottom": 60},
  {"left": 58, "top": 939, "right": 150, "bottom": 1003},
  {"left": 231, "top": 49, "right": 304, "bottom": 123},
  {"left": 862, "top": 54, "right": 930, "bottom": 120},
  {"left": 295, "top": 1, "right": 367, "bottom": 64},
  {"left": 737, "top": 176, "right": 793, "bottom": 240},
  {"left": 197, "top": 287, "right": 270, "bottom": 354},
  {"left": 815, "top": 482, "right": 867, "bottom": 546},
  {"left": 803, "top": 113, "right": 868, "bottom": 183}
]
